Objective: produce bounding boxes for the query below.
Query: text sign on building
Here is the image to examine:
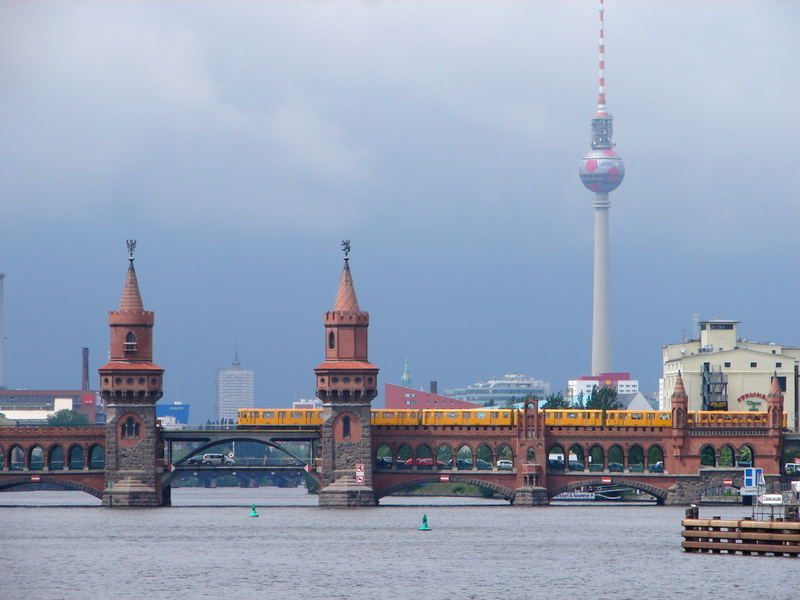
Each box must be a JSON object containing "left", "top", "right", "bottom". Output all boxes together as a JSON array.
[
  {"left": 740, "top": 486, "right": 758, "bottom": 496},
  {"left": 759, "top": 494, "right": 783, "bottom": 505}
]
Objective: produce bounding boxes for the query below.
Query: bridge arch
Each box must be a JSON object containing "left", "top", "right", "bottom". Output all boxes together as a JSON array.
[
  {"left": 718, "top": 444, "right": 735, "bottom": 467},
  {"left": 177, "top": 436, "right": 310, "bottom": 466},
  {"left": 436, "top": 444, "right": 454, "bottom": 468},
  {"left": 49, "top": 445, "right": 65, "bottom": 470},
  {"left": 456, "top": 444, "right": 473, "bottom": 469},
  {"left": 700, "top": 444, "right": 716, "bottom": 467},
  {"left": 375, "top": 475, "right": 515, "bottom": 503},
  {"left": 29, "top": 445, "right": 45, "bottom": 470},
  {"left": 10, "top": 445, "right": 24, "bottom": 470},
  {"left": 68, "top": 445, "right": 84, "bottom": 470},
  {"left": 0, "top": 476, "right": 104, "bottom": 499},
  {"left": 647, "top": 444, "right": 663, "bottom": 467},
  {"left": 548, "top": 478, "right": 668, "bottom": 505},
  {"left": 737, "top": 444, "right": 754, "bottom": 467}
]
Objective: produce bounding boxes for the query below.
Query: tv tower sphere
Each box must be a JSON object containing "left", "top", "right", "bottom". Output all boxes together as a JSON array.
[{"left": 580, "top": 148, "right": 625, "bottom": 193}]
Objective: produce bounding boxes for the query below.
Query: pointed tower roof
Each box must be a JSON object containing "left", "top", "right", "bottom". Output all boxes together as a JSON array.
[
  {"left": 119, "top": 256, "right": 144, "bottom": 311},
  {"left": 401, "top": 358, "right": 412, "bottom": 388},
  {"left": 333, "top": 258, "right": 360, "bottom": 313},
  {"left": 768, "top": 374, "right": 782, "bottom": 397},
  {"left": 672, "top": 372, "right": 687, "bottom": 398}
]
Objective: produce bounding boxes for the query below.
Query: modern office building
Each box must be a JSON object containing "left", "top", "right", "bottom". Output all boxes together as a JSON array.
[
  {"left": 156, "top": 400, "right": 190, "bottom": 426},
  {"left": 0, "top": 389, "right": 101, "bottom": 424},
  {"left": 661, "top": 318, "right": 799, "bottom": 430},
  {"left": 216, "top": 354, "right": 253, "bottom": 423},
  {"left": 442, "top": 374, "right": 550, "bottom": 406},
  {"left": 566, "top": 372, "right": 639, "bottom": 404}
]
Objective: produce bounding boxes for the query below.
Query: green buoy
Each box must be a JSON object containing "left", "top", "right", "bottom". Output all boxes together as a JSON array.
[
  {"left": 249, "top": 504, "right": 260, "bottom": 518},
  {"left": 418, "top": 514, "right": 430, "bottom": 531}
]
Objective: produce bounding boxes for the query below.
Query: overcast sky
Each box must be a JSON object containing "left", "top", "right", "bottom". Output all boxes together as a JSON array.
[{"left": 1, "top": 1, "right": 799, "bottom": 421}]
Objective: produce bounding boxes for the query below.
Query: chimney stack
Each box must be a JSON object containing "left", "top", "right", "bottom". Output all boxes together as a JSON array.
[{"left": 82, "top": 347, "right": 90, "bottom": 390}]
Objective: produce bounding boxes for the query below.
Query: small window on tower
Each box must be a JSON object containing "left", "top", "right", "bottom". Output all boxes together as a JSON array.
[
  {"left": 124, "top": 331, "right": 137, "bottom": 352},
  {"left": 328, "top": 332, "right": 335, "bottom": 349}
]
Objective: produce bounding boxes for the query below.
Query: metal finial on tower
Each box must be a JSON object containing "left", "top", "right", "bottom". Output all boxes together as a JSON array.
[
  {"left": 341, "top": 239, "right": 351, "bottom": 262},
  {"left": 126, "top": 239, "right": 137, "bottom": 262}
]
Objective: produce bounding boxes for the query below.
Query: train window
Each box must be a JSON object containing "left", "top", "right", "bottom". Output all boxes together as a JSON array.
[
  {"left": 502, "top": 412, "right": 509, "bottom": 417},
  {"left": 659, "top": 414, "right": 670, "bottom": 420},
  {"left": 631, "top": 414, "right": 642, "bottom": 420},
  {"left": 291, "top": 412, "right": 301, "bottom": 418},
  {"left": 385, "top": 412, "right": 394, "bottom": 418},
  {"left": 567, "top": 413, "right": 578, "bottom": 419},
  {"left": 583, "top": 413, "right": 590, "bottom": 418},
  {"left": 448, "top": 412, "right": 458, "bottom": 418},
  {"left": 477, "top": 412, "right": 487, "bottom": 419},
  {"left": 264, "top": 412, "right": 273, "bottom": 418}
]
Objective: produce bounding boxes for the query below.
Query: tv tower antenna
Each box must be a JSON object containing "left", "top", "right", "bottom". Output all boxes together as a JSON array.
[{"left": 579, "top": 0, "right": 625, "bottom": 376}]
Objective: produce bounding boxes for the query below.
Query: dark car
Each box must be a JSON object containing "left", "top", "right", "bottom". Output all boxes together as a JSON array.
[
  {"left": 548, "top": 459, "right": 565, "bottom": 471},
  {"left": 649, "top": 461, "right": 664, "bottom": 473},
  {"left": 456, "top": 459, "right": 473, "bottom": 469},
  {"left": 375, "top": 456, "right": 393, "bottom": 469},
  {"left": 476, "top": 459, "right": 493, "bottom": 470},
  {"left": 607, "top": 462, "right": 624, "bottom": 472},
  {"left": 568, "top": 460, "right": 585, "bottom": 471},
  {"left": 185, "top": 455, "right": 204, "bottom": 465}
]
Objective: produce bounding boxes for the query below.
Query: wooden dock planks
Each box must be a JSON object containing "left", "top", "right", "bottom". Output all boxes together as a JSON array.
[{"left": 681, "top": 517, "right": 800, "bottom": 557}]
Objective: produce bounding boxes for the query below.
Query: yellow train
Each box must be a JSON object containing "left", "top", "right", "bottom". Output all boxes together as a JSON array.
[{"left": 237, "top": 407, "right": 784, "bottom": 428}]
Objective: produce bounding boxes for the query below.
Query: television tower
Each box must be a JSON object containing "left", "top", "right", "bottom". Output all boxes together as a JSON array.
[{"left": 579, "top": 0, "right": 624, "bottom": 375}]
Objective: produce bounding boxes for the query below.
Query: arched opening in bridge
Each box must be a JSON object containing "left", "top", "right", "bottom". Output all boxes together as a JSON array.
[
  {"left": 589, "top": 445, "right": 604, "bottom": 471},
  {"left": 548, "top": 445, "right": 565, "bottom": 471},
  {"left": 10, "top": 446, "right": 24, "bottom": 471},
  {"left": 608, "top": 445, "right": 624, "bottom": 471},
  {"left": 718, "top": 445, "right": 735, "bottom": 467},
  {"left": 628, "top": 445, "right": 644, "bottom": 472},
  {"left": 456, "top": 445, "right": 473, "bottom": 470},
  {"left": 497, "top": 444, "right": 513, "bottom": 467},
  {"left": 29, "top": 446, "right": 45, "bottom": 470},
  {"left": 69, "top": 445, "right": 84, "bottom": 470},
  {"left": 738, "top": 445, "right": 753, "bottom": 467},
  {"left": 375, "top": 444, "right": 392, "bottom": 469},
  {"left": 49, "top": 446, "right": 65, "bottom": 470},
  {"left": 436, "top": 445, "right": 453, "bottom": 469},
  {"left": 396, "top": 444, "right": 412, "bottom": 469},
  {"left": 377, "top": 476, "right": 513, "bottom": 505},
  {"left": 476, "top": 444, "right": 492, "bottom": 470},
  {"left": 0, "top": 478, "right": 103, "bottom": 506},
  {"left": 647, "top": 445, "right": 663, "bottom": 471},
  {"left": 89, "top": 445, "right": 105, "bottom": 469},
  {"left": 700, "top": 445, "right": 716, "bottom": 467},
  {"left": 415, "top": 444, "right": 433, "bottom": 469},
  {"left": 568, "top": 444, "right": 585, "bottom": 471}
]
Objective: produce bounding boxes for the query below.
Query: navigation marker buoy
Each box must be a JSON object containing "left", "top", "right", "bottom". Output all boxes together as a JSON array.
[
  {"left": 249, "top": 504, "right": 260, "bottom": 518},
  {"left": 418, "top": 514, "right": 430, "bottom": 531}
]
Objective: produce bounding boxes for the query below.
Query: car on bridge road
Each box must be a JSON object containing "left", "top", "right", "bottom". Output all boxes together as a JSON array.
[
  {"left": 607, "top": 462, "right": 624, "bottom": 472},
  {"left": 496, "top": 460, "right": 513, "bottom": 470},
  {"left": 201, "top": 453, "right": 235, "bottom": 465}
]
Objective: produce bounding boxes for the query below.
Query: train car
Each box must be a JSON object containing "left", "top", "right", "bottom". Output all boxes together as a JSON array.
[
  {"left": 543, "top": 410, "right": 673, "bottom": 427},
  {"left": 370, "top": 410, "right": 422, "bottom": 426},
  {"left": 688, "top": 411, "right": 781, "bottom": 427},
  {"left": 422, "top": 409, "right": 515, "bottom": 427},
  {"left": 237, "top": 408, "right": 322, "bottom": 427}
]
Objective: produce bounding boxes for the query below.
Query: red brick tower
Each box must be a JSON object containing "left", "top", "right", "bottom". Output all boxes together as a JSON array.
[
  {"left": 315, "top": 243, "right": 379, "bottom": 506},
  {"left": 99, "top": 241, "right": 165, "bottom": 506},
  {"left": 670, "top": 372, "right": 689, "bottom": 472}
]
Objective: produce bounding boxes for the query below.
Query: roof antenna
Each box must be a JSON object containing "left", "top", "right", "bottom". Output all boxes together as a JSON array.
[{"left": 126, "top": 239, "right": 136, "bottom": 263}]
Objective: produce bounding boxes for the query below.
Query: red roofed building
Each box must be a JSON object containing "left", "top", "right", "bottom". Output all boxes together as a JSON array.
[{"left": 384, "top": 383, "right": 480, "bottom": 410}]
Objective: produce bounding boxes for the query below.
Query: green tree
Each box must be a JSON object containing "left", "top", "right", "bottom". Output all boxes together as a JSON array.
[
  {"left": 46, "top": 409, "right": 89, "bottom": 426},
  {"left": 586, "top": 387, "right": 622, "bottom": 425},
  {"left": 541, "top": 392, "right": 572, "bottom": 409}
]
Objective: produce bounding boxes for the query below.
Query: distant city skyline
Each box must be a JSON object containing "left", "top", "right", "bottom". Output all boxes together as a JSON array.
[{"left": 1, "top": 2, "right": 798, "bottom": 422}]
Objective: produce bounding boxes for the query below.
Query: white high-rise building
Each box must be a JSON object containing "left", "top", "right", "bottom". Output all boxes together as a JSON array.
[{"left": 216, "top": 354, "right": 253, "bottom": 423}]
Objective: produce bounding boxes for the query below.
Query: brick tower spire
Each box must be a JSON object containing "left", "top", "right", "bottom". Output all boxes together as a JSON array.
[
  {"left": 99, "top": 240, "right": 165, "bottom": 506},
  {"left": 315, "top": 242, "right": 379, "bottom": 506},
  {"left": 766, "top": 375, "right": 784, "bottom": 430}
]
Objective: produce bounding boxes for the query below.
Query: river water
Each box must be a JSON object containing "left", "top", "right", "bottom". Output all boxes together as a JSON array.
[{"left": 0, "top": 488, "right": 795, "bottom": 599}]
